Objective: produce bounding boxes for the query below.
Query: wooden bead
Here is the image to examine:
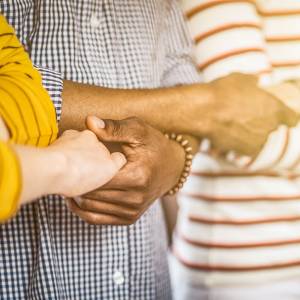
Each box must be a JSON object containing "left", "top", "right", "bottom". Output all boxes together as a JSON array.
[
  {"left": 186, "top": 154, "right": 193, "bottom": 160},
  {"left": 171, "top": 133, "right": 177, "bottom": 140},
  {"left": 176, "top": 135, "right": 183, "bottom": 142},
  {"left": 184, "top": 166, "right": 191, "bottom": 172},
  {"left": 185, "top": 146, "right": 193, "bottom": 153},
  {"left": 181, "top": 140, "right": 188, "bottom": 146},
  {"left": 179, "top": 177, "right": 187, "bottom": 183},
  {"left": 164, "top": 131, "right": 193, "bottom": 196}
]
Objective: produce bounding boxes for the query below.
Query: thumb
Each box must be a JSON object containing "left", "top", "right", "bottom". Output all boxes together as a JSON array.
[
  {"left": 110, "top": 152, "right": 127, "bottom": 170},
  {"left": 86, "top": 116, "right": 135, "bottom": 143}
]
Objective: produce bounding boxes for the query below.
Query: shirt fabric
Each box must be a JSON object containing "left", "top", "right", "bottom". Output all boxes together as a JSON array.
[
  {"left": 171, "top": 1, "right": 300, "bottom": 299},
  {"left": 0, "top": 14, "right": 58, "bottom": 222},
  {"left": 0, "top": 1, "right": 200, "bottom": 299}
]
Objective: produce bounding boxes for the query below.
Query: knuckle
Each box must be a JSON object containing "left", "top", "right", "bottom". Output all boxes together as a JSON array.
[
  {"left": 130, "top": 195, "right": 145, "bottom": 208},
  {"left": 126, "top": 209, "right": 140, "bottom": 221},
  {"left": 136, "top": 169, "right": 151, "bottom": 188},
  {"left": 82, "top": 129, "right": 96, "bottom": 139},
  {"left": 111, "top": 121, "right": 122, "bottom": 137}
]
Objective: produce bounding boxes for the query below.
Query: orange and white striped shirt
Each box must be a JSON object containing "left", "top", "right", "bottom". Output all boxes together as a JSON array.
[{"left": 173, "top": 0, "right": 300, "bottom": 287}]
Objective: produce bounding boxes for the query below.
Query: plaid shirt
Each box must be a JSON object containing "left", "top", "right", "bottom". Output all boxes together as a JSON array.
[{"left": 0, "top": 1, "right": 200, "bottom": 299}]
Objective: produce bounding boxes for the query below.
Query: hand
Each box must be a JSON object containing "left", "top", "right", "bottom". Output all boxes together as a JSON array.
[
  {"left": 182, "top": 73, "right": 299, "bottom": 156},
  {"left": 49, "top": 129, "right": 126, "bottom": 197},
  {"left": 66, "top": 116, "right": 185, "bottom": 225}
]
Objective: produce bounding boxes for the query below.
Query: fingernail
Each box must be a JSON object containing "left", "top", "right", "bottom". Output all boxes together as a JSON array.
[{"left": 92, "top": 116, "right": 105, "bottom": 129}]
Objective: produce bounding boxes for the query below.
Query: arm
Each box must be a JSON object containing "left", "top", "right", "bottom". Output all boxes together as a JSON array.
[
  {"left": 0, "top": 15, "right": 126, "bottom": 222},
  {"left": 0, "top": 15, "right": 58, "bottom": 147},
  {"left": 178, "top": 0, "right": 300, "bottom": 173}
]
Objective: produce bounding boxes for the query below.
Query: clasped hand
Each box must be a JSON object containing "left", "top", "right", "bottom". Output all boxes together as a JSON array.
[{"left": 67, "top": 116, "right": 185, "bottom": 225}]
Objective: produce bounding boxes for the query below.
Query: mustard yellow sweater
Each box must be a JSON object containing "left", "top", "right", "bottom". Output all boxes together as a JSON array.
[{"left": 0, "top": 15, "right": 58, "bottom": 222}]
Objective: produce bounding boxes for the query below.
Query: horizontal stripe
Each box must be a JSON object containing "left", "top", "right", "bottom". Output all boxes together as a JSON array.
[
  {"left": 188, "top": 214, "right": 300, "bottom": 226},
  {"left": 178, "top": 232, "right": 300, "bottom": 249},
  {"left": 191, "top": 170, "right": 281, "bottom": 178},
  {"left": 272, "top": 60, "right": 300, "bottom": 68},
  {"left": 180, "top": 192, "right": 300, "bottom": 202},
  {"left": 186, "top": 0, "right": 255, "bottom": 19},
  {"left": 173, "top": 250, "right": 300, "bottom": 272},
  {"left": 170, "top": 253, "right": 300, "bottom": 286},
  {"left": 190, "top": 170, "right": 300, "bottom": 179},
  {"left": 194, "top": 23, "right": 261, "bottom": 43},
  {"left": 178, "top": 197, "right": 300, "bottom": 228},
  {"left": 258, "top": 9, "right": 300, "bottom": 17},
  {"left": 198, "top": 47, "right": 265, "bottom": 71},
  {"left": 266, "top": 35, "right": 300, "bottom": 42}
]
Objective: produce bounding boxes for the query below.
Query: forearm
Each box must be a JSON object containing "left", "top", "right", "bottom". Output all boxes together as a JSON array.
[
  {"left": 60, "top": 80, "right": 212, "bottom": 137},
  {"left": 13, "top": 145, "right": 65, "bottom": 205}
]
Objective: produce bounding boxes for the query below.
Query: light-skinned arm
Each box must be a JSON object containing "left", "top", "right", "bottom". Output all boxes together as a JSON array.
[{"left": 0, "top": 116, "right": 126, "bottom": 208}]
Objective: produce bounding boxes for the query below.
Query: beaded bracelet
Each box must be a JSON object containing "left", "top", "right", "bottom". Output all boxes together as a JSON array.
[{"left": 164, "top": 133, "right": 193, "bottom": 195}]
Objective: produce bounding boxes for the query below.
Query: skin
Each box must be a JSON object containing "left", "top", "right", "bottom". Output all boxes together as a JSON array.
[
  {"left": 59, "top": 73, "right": 299, "bottom": 225},
  {"left": 67, "top": 116, "right": 186, "bottom": 225},
  {"left": 0, "top": 116, "right": 126, "bottom": 207}
]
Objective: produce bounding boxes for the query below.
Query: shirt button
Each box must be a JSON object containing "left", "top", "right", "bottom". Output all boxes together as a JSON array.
[
  {"left": 90, "top": 14, "right": 100, "bottom": 28},
  {"left": 113, "top": 271, "right": 125, "bottom": 285}
]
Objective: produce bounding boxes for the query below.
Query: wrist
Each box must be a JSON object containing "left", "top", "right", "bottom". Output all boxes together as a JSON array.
[
  {"left": 166, "top": 134, "right": 193, "bottom": 195},
  {"left": 170, "top": 83, "right": 215, "bottom": 137},
  {"left": 13, "top": 145, "right": 66, "bottom": 204}
]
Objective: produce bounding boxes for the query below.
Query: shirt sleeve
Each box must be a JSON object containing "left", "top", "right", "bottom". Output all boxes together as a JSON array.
[
  {"left": 161, "top": 0, "right": 202, "bottom": 87},
  {"left": 0, "top": 14, "right": 58, "bottom": 146},
  {"left": 38, "top": 67, "right": 64, "bottom": 121},
  {"left": 0, "top": 141, "right": 21, "bottom": 222},
  {"left": 0, "top": 14, "right": 60, "bottom": 222}
]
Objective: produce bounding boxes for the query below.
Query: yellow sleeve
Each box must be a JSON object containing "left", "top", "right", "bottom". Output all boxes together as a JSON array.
[
  {"left": 0, "top": 141, "right": 21, "bottom": 222},
  {"left": 0, "top": 14, "right": 58, "bottom": 146},
  {"left": 0, "top": 15, "right": 59, "bottom": 222}
]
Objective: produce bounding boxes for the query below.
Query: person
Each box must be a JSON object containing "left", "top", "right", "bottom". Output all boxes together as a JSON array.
[
  {"left": 0, "top": 14, "right": 126, "bottom": 222},
  {"left": 0, "top": 1, "right": 297, "bottom": 299},
  {"left": 169, "top": 1, "right": 300, "bottom": 299}
]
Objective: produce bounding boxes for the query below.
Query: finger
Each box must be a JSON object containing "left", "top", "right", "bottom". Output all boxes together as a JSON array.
[
  {"left": 100, "top": 166, "right": 140, "bottom": 190},
  {"left": 83, "top": 190, "right": 138, "bottom": 208},
  {"left": 66, "top": 198, "right": 133, "bottom": 225},
  {"left": 86, "top": 116, "right": 143, "bottom": 144},
  {"left": 75, "top": 197, "right": 138, "bottom": 219},
  {"left": 110, "top": 152, "right": 127, "bottom": 170},
  {"left": 83, "top": 190, "right": 127, "bottom": 203}
]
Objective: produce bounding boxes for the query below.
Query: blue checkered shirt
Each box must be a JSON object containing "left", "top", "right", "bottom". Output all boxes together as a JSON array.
[{"left": 0, "top": 1, "right": 200, "bottom": 299}]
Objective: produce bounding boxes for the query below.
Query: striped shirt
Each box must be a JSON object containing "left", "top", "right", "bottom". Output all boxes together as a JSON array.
[{"left": 172, "top": 0, "right": 300, "bottom": 288}]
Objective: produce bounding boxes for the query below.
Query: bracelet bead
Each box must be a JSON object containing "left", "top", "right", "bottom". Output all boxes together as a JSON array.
[{"left": 164, "top": 132, "right": 194, "bottom": 196}]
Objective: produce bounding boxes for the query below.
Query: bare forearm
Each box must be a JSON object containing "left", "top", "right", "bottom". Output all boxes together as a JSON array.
[
  {"left": 13, "top": 145, "right": 65, "bottom": 205},
  {"left": 60, "top": 80, "right": 211, "bottom": 137}
]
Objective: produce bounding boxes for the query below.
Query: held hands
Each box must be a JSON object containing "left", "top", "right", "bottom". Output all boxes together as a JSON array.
[
  {"left": 49, "top": 128, "right": 126, "bottom": 197},
  {"left": 67, "top": 116, "right": 185, "bottom": 225}
]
